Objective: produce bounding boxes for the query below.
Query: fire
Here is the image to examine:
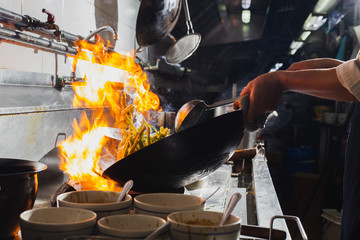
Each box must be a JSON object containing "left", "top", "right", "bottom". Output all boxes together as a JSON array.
[{"left": 59, "top": 38, "right": 164, "bottom": 191}]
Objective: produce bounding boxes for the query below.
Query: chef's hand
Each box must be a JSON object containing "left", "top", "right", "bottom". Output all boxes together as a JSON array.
[{"left": 234, "top": 72, "right": 284, "bottom": 123}]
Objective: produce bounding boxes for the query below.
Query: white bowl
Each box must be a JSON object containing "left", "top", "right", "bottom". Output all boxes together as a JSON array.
[
  {"left": 57, "top": 190, "right": 132, "bottom": 219},
  {"left": 134, "top": 193, "right": 204, "bottom": 219},
  {"left": 167, "top": 210, "right": 241, "bottom": 240},
  {"left": 20, "top": 207, "right": 97, "bottom": 240},
  {"left": 97, "top": 214, "right": 167, "bottom": 239}
]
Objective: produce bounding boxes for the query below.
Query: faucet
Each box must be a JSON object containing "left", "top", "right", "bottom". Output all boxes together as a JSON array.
[{"left": 40, "top": 8, "right": 61, "bottom": 37}]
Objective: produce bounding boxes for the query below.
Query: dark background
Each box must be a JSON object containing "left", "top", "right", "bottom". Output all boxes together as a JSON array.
[{"left": 143, "top": 0, "right": 358, "bottom": 239}]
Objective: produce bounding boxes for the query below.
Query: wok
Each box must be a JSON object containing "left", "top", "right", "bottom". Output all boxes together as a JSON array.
[
  {"left": 103, "top": 110, "right": 244, "bottom": 193},
  {"left": 136, "top": 0, "right": 182, "bottom": 47},
  {"left": 0, "top": 159, "right": 47, "bottom": 239}
]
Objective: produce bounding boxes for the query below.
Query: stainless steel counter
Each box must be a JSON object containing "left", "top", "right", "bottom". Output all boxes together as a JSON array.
[
  {"left": 188, "top": 152, "right": 291, "bottom": 239},
  {"left": 186, "top": 164, "right": 248, "bottom": 224},
  {"left": 252, "top": 151, "right": 291, "bottom": 239}
]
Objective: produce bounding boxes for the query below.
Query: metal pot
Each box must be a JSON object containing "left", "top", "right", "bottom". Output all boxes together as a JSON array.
[{"left": 0, "top": 159, "right": 47, "bottom": 239}]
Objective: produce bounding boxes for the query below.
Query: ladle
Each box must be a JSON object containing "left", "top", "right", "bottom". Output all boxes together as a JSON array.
[
  {"left": 165, "top": 0, "right": 201, "bottom": 64},
  {"left": 175, "top": 97, "right": 239, "bottom": 132},
  {"left": 219, "top": 192, "right": 242, "bottom": 226},
  {"left": 116, "top": 179, "right": 133, "bottom": 202}
]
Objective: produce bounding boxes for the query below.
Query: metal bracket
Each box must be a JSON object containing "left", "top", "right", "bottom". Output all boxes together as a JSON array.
[
  {"left": 55, "top": 132, "right": 67, "bottom": 148},
  {"left": 52, "top": 75, "right": 84, "bottom": 91},
  {"left": 255, "top": 142, "right": 266, "bottom": 161},
  {"left": 144, "top": 58, "right": 160, "bottom": 71},
  {"left": 269, "top": 215, "right": 308, "bottom": 240}
]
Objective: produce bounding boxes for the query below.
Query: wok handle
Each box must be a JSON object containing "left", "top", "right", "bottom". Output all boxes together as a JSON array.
[
  {"left": 208, "top": 97, "right": 239, "bottom": 109},
  {"left": 269, "top": 215, "right": 308, "bottom": 240},
  {"left": 236, "top": 95, "right": 267, "bottom": 132}
]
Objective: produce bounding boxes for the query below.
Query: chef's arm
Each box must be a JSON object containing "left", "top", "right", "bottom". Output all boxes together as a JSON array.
[
  {"left": 278, "top": 68, "right": 357, "bottom": 101},
  {"left": 237, "top": 68, "right": 358, "bottom": 122},
  {"left": 287, "top": 58, "right": 344, "bottom": 71}
]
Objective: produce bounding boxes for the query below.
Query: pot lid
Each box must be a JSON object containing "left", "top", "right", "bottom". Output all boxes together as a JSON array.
[{"left": 136, "top": 0, "right": 182, "bottom": 48}]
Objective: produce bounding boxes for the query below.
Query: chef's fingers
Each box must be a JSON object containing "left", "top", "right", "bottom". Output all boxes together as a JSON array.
[
  {"left": 233, "top": 94, "right": 249, "bottom": 110},
  {"left": 234, "top": 84, "right": 251, "bottom": 109},
  {"left": 244, "top": 94, "right": 257, "bottom": 123},
  {"left": 239, "top": 95, "right": 266, "bottom": 132},
  {"left": 240, "top": 84, "right": 251, "bottom": 96},
  {"left": 233, "top": 98, "right": 241, "bottom": 109},
  {"left": 234, "top": 85, "right": 248, "bottom": 109},
  {"left": 235, "top": 86, "right": 256, "bottom": 121}
]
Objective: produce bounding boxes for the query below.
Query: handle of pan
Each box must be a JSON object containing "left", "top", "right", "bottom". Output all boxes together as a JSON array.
[
  {"left": 208, "top": 96, "right": 239, "bottom": 109},
  {"left": 55, "top": 132, "right": 66, "bottom": 148},
  {"left": 269, "top": 215, "right": 308, "bottom": 240}
]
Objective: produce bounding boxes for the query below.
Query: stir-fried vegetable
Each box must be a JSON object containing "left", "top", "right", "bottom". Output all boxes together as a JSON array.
[{"left": 115, "top": 92, "right": 170, "bottom": 160}]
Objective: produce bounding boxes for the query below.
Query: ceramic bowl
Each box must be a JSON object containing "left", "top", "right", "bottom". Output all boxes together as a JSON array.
[
  {"left": 97, "top": 214, "right": 167, "bottom": 239},
  {"left": 167, "top": 210, "right": 241, "bottom": 240},
  {"left": 20, "top": 207, "right": 97, "bottom": 240},
  {"left": 134, "top": 193, "right": 204, "bottom": 219},
  {"left": 57, "top": 190, "right": 132, "bottom": 219}
]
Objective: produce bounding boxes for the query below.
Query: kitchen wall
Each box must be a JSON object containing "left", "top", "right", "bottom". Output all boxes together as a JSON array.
[
  {"left": 0, "top": 0, "right": 142, "bottom": 76},
  {"left": 0, "top": 0, "right": 143, "bottom": 161}
]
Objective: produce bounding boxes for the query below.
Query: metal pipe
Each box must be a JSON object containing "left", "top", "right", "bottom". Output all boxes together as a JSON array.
[
  {"left": 84, "top": 26, "right": 118, "bottom": 42},
  {"left": 69, "top": 25, "right": 118, "bottom": 78},
  {"left": 0, "top": 27, "right": 77, "bottom": 55},
  {"left": 0, "top": 7, "right": 86, "bottom": 45},
  {"left": 0, "top": 7, "right": 30, "bottom": 28},
  {"left": 61, "top": 30, "right": 83, "bottom": 43}
]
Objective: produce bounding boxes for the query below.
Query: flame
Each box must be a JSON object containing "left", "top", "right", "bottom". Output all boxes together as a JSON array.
[{"left": 59, "top": 38, "right": 161, "bottom": 191}]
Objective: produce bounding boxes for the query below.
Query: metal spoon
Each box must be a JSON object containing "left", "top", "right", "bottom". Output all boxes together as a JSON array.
[
  {"left": 175, "top": 97, "right": 239, "bottom": 132},
  {"left": 200, "top": 186, "right": 220, "bottom": 204},
  {"left": 219, "top": 192, "right": 242, "bottom": 226},
  {"left": 144, "top": 222, "right": 170, "bottom": 240},
  {"left": 116, "top": 179, "right": 133, "bottom": 202}
]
